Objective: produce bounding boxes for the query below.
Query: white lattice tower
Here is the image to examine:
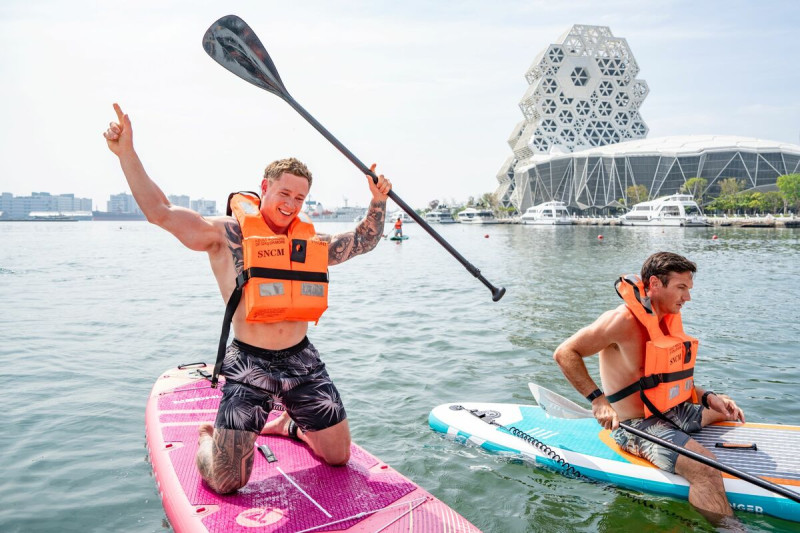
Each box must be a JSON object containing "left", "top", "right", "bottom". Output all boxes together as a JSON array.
[{"left": 510, "top": 24, "right": 649, "bottom": 159}]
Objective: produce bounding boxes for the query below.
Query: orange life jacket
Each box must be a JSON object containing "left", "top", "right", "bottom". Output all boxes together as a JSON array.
[
  {"left": 229, "top": 192, "right": 328, "bottom": 323},
  {"left": 394, "top": 219, "right": 402, "bottom": 229},
  {"left": 605, "top": 274, "right": 698, "bottom": 418},
  {"left": 211, "top": 192, "right": 328, "bottom": 387}
]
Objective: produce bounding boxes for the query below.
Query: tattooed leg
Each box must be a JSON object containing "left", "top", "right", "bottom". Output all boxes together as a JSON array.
[{"left": 196, "top": 424, "right": 258, "bottom": 494}]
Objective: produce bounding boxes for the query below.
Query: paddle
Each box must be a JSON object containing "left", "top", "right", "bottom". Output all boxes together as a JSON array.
[
  {"left": 528, "top": 383, "right": 800, "bottom": 504},
  {"left": 202, "top": 15, "right": 505, "bottom": 302}
]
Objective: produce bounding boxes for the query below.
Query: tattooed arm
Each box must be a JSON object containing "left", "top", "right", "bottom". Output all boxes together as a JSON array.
[
  {"left": 319, "top": 166, "right": 393, "bottom": 266},
  {"left": 320, "top": 199, "right": 387, "bottom": 266}
]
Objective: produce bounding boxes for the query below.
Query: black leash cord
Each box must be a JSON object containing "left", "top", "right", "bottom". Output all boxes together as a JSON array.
[
  {"left": 503, "top": 424, "right": 581, "bottom": 478},
  {"left": 458, "top": 406, "right": 581, "bottom": 478}
]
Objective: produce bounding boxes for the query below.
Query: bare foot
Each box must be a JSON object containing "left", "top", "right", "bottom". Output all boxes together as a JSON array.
[
  {"left": 198, "top": 422, "right": 214, "bottom": 442},
  {"left": 260, "top": 411, "right": 293, "bottom": 436}
]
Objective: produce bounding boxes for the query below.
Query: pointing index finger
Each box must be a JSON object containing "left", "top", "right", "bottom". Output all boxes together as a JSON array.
[{"left": 113, "top": 103, "right": 124, "bottom": 123}]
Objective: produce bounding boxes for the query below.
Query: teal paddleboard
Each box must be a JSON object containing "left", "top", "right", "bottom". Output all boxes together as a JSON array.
[{"left": 429, "top": 401, "right": 800, "bottom": 523}]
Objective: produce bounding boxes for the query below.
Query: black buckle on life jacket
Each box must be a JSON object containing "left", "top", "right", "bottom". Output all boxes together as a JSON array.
[
  {"left": 639, "top": 374, "right": 663, "bottom": 390},
  {"left": 683, "top": 341, "right": 693, "bottom": 364},
  {"left": 290, "top": 239, "right": 307, "bottom": 263}
]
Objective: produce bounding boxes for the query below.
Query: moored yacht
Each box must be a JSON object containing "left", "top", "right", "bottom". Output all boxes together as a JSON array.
[
  {"left": 388, "top": 211, "right": 417, "bottom": 224},
  {"left": 618, "top": 194, "right": 709, "bottom": 226},
  {"left": 424, "top": 206, "right": 456, "bottom": 224},
  {"left": 520, "top": 201, "right": 574, "bottom": 225},
  {"left": 456, "top": 207, "right": 500, "bottom": 224}
]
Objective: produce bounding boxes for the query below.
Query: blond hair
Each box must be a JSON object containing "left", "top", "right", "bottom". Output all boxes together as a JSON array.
[{"left": 263, "top": 158, "right": 313, "bottom": 187}]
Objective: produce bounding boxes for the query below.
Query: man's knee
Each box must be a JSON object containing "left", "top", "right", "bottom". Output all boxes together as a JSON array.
[
  {"left": 209, "top": 477, "right": 248, "bottom": 495},
  {"left": 308, "top": 422, "right": 351, "bottom": 466},
  {"left": 675, "top": 440, "right": 724, "bottom": 486},
  {"left": 320, "top": 445, "right": 350, "bottom": 466}
]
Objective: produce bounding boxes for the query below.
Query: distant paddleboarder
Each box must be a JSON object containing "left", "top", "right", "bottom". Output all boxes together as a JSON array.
[
  {"left": 394, "top": 216, "right": 403, "bottom": 238},
  {"left": 553, "top": 251, "right": 745, "bottom": 527},
  {"left": 104, "top": 103, "right": 392, "bottom": 494}
]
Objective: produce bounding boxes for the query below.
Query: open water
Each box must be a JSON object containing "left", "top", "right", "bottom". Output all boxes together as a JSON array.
[{"left": 1, "top": 220, "right": 798, "bottom": 532}]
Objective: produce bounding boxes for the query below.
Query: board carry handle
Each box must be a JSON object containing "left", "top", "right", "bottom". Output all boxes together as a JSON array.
[
  {"left": 177, "top": 362, "right": 207, "bottom": 369},
  {"left": 715, "top": 442, "right": 758, "bottom": 451}
]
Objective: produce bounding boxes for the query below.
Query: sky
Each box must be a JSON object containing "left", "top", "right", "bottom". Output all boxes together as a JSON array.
[{"left": 1, "top": 0, "right": 798, "bottom": 212}]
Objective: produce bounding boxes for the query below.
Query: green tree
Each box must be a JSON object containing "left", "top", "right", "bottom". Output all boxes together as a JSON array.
[
  {"left": 762, "top": 191, "right": 784, "bottom": 214},
  {"left": 478, "top": 192, "right": 500, "bottom": 212},
  {"left": 680, "top": 177, "right": 708, "bottom": 204},
  {"left": 428, "top": 199, "right": 440, "bottom": 211},
  {"left": 777, "top": 173, "right": 800, "bottom": 214},
  {"left": 718, "top": 177, "right": 744, "bottom": 197},
  {"left": 625, "top": 184, "right": 648, "bottom": 205}
]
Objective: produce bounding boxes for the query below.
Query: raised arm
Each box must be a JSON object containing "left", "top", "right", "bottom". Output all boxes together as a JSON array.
[
  {"left": 103, "top": 103, "right": 223, "bottom": 253},
  {"left": 318, "top": 165, "right": 392, "bottom": 266}
]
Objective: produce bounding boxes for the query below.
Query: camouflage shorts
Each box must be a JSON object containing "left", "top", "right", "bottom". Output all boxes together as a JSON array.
[{"left": 610, "top": 402, "right": 705, "bottom": 473}]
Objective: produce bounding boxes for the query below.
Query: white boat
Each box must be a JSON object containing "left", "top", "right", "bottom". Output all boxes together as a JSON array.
[
  {"left": 424, "top": 206, "right": 456, "bottom": 224},
  {"left": 456, "top": 208, "right": 500, "bottom": 224},
  {"left": 618, "top": 194, "right": 709, "bottom": 226},
  {"left": 388, "top": 211, "right": 416, "bottom": 224},
  {"left": 520, "top": 201, "right": 574, "bottom": 225}
]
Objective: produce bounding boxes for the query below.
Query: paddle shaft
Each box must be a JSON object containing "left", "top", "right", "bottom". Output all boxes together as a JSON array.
[
  {"left": 619, "top": 422, "right": 800, "bottom": 504},
  {"left": 283, "top": 95, "right": 505, "bottom": 301}
]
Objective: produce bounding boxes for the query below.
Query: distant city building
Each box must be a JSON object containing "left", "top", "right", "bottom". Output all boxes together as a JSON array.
[
  {"left": 107, "top": 192, "right": 143, "bottom": 214},
  {"left": 0, "top": 190, "right": 219, "bottom": 220},
  {"left": 495, "top": 24, "right": 800, "bottom": 213},
  {"left": 191, "top": 198, "right": 218, "bottom": 216},
  {"left": 0, "top": 192, "right": 92, "bottom": 220},
  {"left": 168, "top": 194, "right": 191, "bottom": 209}
]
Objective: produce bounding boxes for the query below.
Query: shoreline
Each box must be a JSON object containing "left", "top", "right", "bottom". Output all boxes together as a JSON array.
[{"left": 496, "top": 215, "right": 799, "bottom": 227}]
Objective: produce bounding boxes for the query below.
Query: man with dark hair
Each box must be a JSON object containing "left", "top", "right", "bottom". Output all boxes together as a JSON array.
[
  {"left": 553, "top": 251, "right": 744, "bottom": 524},
  {"left": 104, "top": 103, "right": 392, "bottom": 494}
]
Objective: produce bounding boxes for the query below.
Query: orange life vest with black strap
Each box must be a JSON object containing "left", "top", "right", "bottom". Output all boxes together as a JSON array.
[
  {"left": 605, "top": 274, "right": 698, "bottom": 420},
  {"left": 211, "top": 192, "right": 329, "bottom": 387}
]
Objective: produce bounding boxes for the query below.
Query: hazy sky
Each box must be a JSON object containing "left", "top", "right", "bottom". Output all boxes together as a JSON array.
[{"left": 1, "top": 0, "right": 798, "bottom": 211}]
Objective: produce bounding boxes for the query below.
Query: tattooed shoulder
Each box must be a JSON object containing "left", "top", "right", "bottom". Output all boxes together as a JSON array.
[{"left": 223, "top": 220, "right": 244, "bottom": 274}]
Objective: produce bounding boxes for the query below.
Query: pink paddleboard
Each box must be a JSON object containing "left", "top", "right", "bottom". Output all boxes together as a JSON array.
[{"left": 145, "top": 364, "right": 481, "bottom": 532}]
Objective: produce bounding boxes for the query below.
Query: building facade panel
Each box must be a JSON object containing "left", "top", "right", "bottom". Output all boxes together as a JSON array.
[{"left": 507, "top": 141, "right": 800, "bottom": 213}]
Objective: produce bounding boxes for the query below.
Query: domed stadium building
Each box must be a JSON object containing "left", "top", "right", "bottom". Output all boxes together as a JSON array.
[{"left": 496, "top": 25, "right": 800, "bottom": 213}]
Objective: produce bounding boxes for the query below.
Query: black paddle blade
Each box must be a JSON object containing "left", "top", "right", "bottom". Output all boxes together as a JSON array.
[{"left": 202, "top": 15, "right": 289, "bottom": 100}]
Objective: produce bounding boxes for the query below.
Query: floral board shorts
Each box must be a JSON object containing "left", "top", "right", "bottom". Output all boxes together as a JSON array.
[
  {"left": 610, "top": 402, "right": 705, "bottom": 473},
  {"left": 214, "top": 337, "right": 347, "bottom": 434}
]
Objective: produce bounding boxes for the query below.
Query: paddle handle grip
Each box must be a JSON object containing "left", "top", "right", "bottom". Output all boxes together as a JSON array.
[
  {"left": 285, "top": 96, "right": 505, "bottom": 301},
  {"left": 715, "top": 442, "right": 757, "bottom": 451}
]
